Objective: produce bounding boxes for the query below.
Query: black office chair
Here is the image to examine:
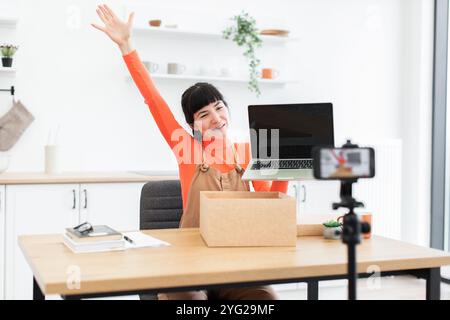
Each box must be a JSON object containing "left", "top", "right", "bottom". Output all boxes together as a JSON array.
[{"left": 139, "top": 180, "right": 183, "bottom": 300}]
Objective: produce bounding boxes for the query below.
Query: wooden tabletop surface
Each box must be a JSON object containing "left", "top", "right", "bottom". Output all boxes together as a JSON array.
[
  {"left": 0, "top": 172, "right": 178, "bottom": 184},
  {"left": 19, "top": 228, "right": 450, "bottom": 296}
]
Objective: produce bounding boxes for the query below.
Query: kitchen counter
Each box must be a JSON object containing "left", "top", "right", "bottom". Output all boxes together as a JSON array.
[{"left": 0, "top": 171, "right": 179, "bottom": 184}]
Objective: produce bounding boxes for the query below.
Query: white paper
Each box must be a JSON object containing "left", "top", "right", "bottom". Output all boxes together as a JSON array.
[{"left": 122, "top": 231, "right": 171, "bottom": 249}]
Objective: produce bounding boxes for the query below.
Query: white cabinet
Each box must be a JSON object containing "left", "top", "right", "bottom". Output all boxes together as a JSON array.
[
  {"left": 286, "top": 180, "right": 340, "bottom": 220},
  {"left": 4, "top": 182, "right": 145, "bottom": 300},
  {"left": 0, "top": 185, "right": 5, "bottom": 300},
  {"left": 295, "top": 180, "right": 344, "bottom": 219},
  {"left": 5, "top": 184, "right": 79, "bottom": 299},
  {"left": 79, "top": 183, "right": 143, "bottom": 232}
]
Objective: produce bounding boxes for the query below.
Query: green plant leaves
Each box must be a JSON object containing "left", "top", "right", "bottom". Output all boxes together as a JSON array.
[
  {"left": 223, "top": 12, "right": 262, "bottom": 96},
  {"left": 322, "top": 220, "right": 343, "bottom": 228},
  {"left": 0, "top": 45, "right": 18, "bottom": 58}
]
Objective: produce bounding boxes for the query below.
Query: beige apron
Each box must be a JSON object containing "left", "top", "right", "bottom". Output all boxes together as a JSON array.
[
  {"left": 160, "top": 144, "right": 277, "bottom": 300},
  {"left": 179, "top": 144, "right": 249, "bottom": 228}
]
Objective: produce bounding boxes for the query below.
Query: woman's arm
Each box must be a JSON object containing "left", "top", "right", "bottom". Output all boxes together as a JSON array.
[
  {"left": 92, "top": 4, "right": 188, "bottom": 151},
  {"left": 252, "top": 180, "right": 289, "bottom": 193},
  {"left": 122, "top": 50, "right": 185, "bottom": 149},
  {"left": 241, "top": 143, "right": 289, "bottom": 193}
]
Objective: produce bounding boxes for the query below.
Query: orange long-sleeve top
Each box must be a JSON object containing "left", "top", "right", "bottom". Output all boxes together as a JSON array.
[{"left": 123, "top": 50, "right": 288, "bottom": 209}]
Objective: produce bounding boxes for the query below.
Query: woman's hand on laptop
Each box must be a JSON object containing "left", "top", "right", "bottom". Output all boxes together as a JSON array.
[{"left": 92, "top": 4, "right": 134, "bottom": 55}]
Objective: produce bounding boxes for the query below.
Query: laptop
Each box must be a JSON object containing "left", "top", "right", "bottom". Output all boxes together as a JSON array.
[{"left": 242, "top": 103, "right": 334, "bottom": 181}]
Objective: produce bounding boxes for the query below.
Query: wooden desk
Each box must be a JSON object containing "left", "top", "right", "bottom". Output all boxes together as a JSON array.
[{"left": 19, "top": 228, "right": 450, "bottom": 300}]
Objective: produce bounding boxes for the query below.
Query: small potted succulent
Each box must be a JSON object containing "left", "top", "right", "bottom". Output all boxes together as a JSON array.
[
  {"left": 323, "top": 220, "right": 343, "bottom": 240},
  {"left": 1, "top": 44, "right": 19, "bottom": 68}
]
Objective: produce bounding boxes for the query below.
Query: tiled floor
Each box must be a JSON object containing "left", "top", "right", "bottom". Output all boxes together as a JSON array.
[{"left": 277, "top": 276, "right": 450, "bottom": 300}]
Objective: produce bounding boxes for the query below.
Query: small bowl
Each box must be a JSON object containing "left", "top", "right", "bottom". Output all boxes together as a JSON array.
[
  {"left": 0, "top": 154, "right": 10, "bottom": 174},
  {"left": 149, "top": 20, "right": 162, "bottom": 27}
]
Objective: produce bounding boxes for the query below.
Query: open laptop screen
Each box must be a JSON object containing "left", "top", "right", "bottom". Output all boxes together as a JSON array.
[{"left": 248, "top": 103, "right": 334, "bottom": 159}]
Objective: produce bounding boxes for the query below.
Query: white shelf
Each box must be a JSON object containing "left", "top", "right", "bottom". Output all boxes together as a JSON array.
[
  {"left": 128, "top": 73, "right": 297, "bottom": 85},
  {"left": 130, "top": 25, "right": 298, "bottom": 87},
  {"left": 0, "top": 16, "right": 18, "bottom": 28},
  {"left": 133, "top": 26, "right": 298, "bottom": 43},
  {"left": 0, "top": 67, "right": 16, "bottom": 74}
]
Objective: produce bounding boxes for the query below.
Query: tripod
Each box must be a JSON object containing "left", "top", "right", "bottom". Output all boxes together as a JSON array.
[{"left": 333, "top": 179, "right": 371, "bottom": 300}]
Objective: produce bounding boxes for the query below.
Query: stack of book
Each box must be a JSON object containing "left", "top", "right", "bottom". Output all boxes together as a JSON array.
[{"left": 63, "top": 225, "right": 125, "bottom": 253}]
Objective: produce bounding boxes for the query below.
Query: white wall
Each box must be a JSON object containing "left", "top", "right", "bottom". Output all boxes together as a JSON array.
[
  {"left": 400, "top": 0, "right": 434, "bottom": 246},
  {"left": 0, "top": 0, "right": 433, "bottom": 244}
]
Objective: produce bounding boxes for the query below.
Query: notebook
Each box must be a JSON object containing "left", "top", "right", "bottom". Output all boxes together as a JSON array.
[
  {"left": 63, "top": 231, "right": 171, "bottom": 253},
  {"left": 63, "top": 233, "right": 126, "bottom": 253},
  {"left": 66, "top": 225, "right": 122, "bottom": 243}
]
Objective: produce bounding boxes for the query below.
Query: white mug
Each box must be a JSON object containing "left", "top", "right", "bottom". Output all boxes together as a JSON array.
[
  {"left": 45, "top": 145, "right": 62, "bottom": 174},
  {"left": 167, "top": 63, "right": 186, "bottom": 75},
  {"left": 143, "top": 61, "right": 159, "bottom": 73}
]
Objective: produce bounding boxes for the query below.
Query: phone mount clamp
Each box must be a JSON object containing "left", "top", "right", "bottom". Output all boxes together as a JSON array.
[{"left": 332, "top": 140, "right": 371, "bottom": 300}]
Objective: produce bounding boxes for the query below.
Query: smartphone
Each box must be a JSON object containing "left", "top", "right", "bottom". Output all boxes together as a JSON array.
[{"left": 313, "top": 147, "right": 375, "bottom": 180}]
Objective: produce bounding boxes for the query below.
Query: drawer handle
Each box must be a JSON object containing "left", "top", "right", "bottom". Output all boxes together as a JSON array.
[
  {"left": 72, "top": 189, "right": 76, "bottom": 209},
  {"left": 83, "top": 189, "right": 87, "bottom": 209},
  {"left": 292, "top": 184, "right": 298, "bottom": 198}
]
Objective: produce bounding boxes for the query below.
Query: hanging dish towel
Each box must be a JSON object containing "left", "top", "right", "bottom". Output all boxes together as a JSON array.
[{"left": 0, "top": 100, "right": 34, "bottom": 151}]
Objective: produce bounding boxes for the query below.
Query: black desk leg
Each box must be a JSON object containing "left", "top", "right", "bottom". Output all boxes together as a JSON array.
[
  {"left": 33, "top": 277, "right": 45, "bottom": 300},
  {"left": 426, "top": 268, "right": 441, "bottom": 300},
  {"left": 306, "top": 280, "right": 319, "bottom": 300}
]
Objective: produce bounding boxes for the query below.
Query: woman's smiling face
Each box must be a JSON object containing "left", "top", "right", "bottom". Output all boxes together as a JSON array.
[{"left": 190, "top": 100, "right": 229, "bottom": 140}]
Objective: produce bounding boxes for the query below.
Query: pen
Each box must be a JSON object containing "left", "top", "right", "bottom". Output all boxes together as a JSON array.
[{"left": 124, "top": 235, "right": 134, "bottom": 245}]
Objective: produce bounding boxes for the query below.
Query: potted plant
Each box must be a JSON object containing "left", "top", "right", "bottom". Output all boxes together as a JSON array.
[
  {"left": 323, "top": 220, "right": 343, "bottom": 240},
  {"left": 223, "top": 12, "right": 262, "bottom": 96},
  {"left": 1, "top": 44, "right": 19, "bottom": 68}
]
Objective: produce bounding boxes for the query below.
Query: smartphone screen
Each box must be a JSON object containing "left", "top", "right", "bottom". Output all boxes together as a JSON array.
[{"left": 313, "top": 147, "right": 375, "bottom": 180}]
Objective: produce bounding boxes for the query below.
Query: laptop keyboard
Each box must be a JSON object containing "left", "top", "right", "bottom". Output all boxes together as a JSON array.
[{"left": 251, "top": 159, "right": 313, "bottom": 170}]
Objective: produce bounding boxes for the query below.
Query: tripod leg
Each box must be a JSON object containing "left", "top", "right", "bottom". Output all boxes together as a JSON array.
[{"left": 348, "top": 243, "right": 357, "bottom": 300}]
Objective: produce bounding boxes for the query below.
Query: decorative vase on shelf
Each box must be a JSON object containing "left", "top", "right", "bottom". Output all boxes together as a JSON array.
[{"left": 1, "top": 57, "right": 13, "bottom": 68}]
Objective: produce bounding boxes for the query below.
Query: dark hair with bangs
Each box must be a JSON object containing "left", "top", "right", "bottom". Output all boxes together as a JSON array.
[{"left": 181, "top": 83, "right": 228, "bottom": 128}]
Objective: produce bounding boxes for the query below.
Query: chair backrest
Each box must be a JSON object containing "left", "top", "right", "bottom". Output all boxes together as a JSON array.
[{"left": 140, "top": 180, "right": 183, "bottom": 230}]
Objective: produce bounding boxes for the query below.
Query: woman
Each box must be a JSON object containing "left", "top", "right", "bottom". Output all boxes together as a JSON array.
[{"left": 92, "top": 4, "right": 288, "bottom": 300}]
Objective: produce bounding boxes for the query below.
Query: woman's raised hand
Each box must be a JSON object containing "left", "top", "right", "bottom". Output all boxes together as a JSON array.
[{"left": 92, "top": 4, "right": 134, "bottom": 54}]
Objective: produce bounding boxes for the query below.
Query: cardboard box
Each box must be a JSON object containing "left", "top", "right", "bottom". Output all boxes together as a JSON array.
[{"left": 200, "top": 191, "right": 297, "bottom": 247}]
